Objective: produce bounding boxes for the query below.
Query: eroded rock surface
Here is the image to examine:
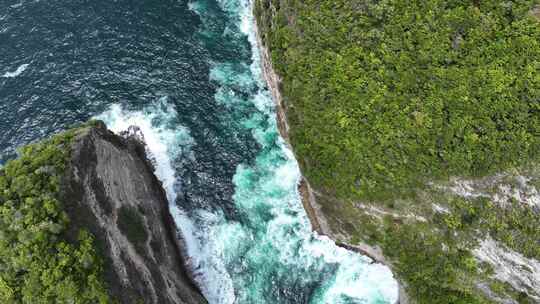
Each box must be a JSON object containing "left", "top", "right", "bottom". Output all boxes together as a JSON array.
[{"left": 62, "top": 121, "right": 206, "bottom": 304}]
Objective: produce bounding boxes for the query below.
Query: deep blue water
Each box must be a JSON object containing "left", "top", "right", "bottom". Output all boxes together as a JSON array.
[{"left": 0, "top": 1, "right": 397, "bottom": 303}]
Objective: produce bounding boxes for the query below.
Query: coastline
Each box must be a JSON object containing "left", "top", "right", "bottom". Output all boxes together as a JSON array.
[
  {"left": 252, "top": 12, "right": 409, "bottom": 304},
  {"left": 252, "top": 6, "right": 377, "bottom": 262},
  {"left": 251, "top": 16, "right": 327, "bottom": 237}
]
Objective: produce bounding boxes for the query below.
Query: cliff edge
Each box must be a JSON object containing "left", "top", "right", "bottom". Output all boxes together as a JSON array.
[
  {"left": 62, "top": 121, "right": 206, "bottom": 304},
  {"left": 253, "top": 1, "right": 540, "bottom": 303},
  {"left": 0, "top": 121, "right": 206, "bottom": 304}
]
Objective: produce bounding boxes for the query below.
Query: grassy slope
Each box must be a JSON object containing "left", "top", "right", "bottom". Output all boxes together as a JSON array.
[
  {"left": 255, "top": 0, "right": 540, "bottom": 303},
  {"left": 0, "top": 122, "right": 109, "bottom": 303}
]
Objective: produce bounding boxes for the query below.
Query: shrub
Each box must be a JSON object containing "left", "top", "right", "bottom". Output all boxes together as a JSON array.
[{"left": 0, "top": 126, "right": 109, "bottom": 303}]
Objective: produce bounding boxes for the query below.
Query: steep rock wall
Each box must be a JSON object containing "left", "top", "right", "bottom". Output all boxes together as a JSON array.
[{"left": 62, "top": 122, "right": 207, "bottom": 304}]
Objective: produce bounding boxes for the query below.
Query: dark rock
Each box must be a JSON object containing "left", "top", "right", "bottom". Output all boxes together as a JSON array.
[{"left": 61, "top": 121, "right": 207, "bottom": 304}]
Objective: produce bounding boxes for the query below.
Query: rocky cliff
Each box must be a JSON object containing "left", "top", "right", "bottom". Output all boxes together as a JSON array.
[
  {"left": 0, "top": 121, "right": 206, "bottom": 303},
  {"left": 253, "top": 1, "right": 540, "bottom": 303},
  {"left": 61, "top": 121, "right": 206, "bottom": 304}
]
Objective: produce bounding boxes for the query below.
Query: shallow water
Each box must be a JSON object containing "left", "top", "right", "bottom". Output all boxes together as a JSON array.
[{"left": 0, "top": 0, "right": 398, "bottom": 303}]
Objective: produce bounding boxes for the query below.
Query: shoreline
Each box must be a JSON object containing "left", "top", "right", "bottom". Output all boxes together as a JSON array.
[
  {"left": 251, "top": 16, "right": 327, "bottom": 238},
  {"left": 252, "top": 13, "right": 408, "bottom": 304},
  {"left": 252, "top": 8, "right": 380, "bottom": 263}
]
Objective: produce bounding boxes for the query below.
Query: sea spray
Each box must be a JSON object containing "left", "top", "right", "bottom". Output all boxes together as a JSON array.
[
  {"left": 96, "top": 100, "right": 237, "bottom": 304},
  {"left": 2, "top": 63, "right": 29, "bottom": 78},
  {"left": 96, "top": 0, "right": 398, "bottom": 302},
  {"left": 187, "top": 0, "right": 399, "bottom": 303}
]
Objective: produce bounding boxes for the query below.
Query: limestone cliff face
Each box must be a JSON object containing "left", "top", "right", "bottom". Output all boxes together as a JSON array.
[{"left": 61, "top": 122, "right": 206, "bottom": 304}]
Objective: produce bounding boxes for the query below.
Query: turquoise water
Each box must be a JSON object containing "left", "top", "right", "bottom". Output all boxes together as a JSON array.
[
  {"left": 100, "top": 1, "right": 397, "bottom": 303},
  {"left": 1, "top": 0, "right": 398, "bottom": 302}
]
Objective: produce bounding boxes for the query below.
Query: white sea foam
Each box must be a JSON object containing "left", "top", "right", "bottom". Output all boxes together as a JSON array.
[
  {"left": 229, "top": 0, "right": 399, "bottom": 303},
  {"left": 96, "top": 100, "right": 236, "bottom": 304},
  {"left": 95, "top": 0, "right": 399, "bottom": 303},
  {"left": 2, "top": 64, "right": 29, "bottom": 78}
]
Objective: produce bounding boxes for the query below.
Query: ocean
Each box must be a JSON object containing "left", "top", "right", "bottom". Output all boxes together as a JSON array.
[{"left": 0, "top": 0, "right": 397, "bottom": 303}]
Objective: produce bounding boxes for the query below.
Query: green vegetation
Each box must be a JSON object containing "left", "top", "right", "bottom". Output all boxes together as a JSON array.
[
  {"left": 0, "top": 125, "right": 109, "bottom": 303},
  {"left": 117, "top": 205, "right": 148, "bottom": 248},
  {"left": 255, "top": 0, "right": 540, "bottom": 302},
  {"left": 381, "top": 189, "right": 539, "bottom": 303},
  {"left": 256, "top": 0, "right": 540, "bottom": 201},
  {"left": 313, "top": 182, "right": 540, "bottom": 303},
  {"left": 381, "top": 219, "right": 485, "bottom": 303},
  {"left": 445, "top": 196, "right": 540, "bottom": 260}
]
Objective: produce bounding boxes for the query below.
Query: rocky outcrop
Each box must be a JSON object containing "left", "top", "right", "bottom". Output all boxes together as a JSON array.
[
  {"left": 531, "top": 5, "right": 540, "bottom": 21},
  {"left": 474, "top": 237, "right": 540, "bottom": 303},
  {"left": 61, "top": 121, "right": 206, "bottom": 304}
]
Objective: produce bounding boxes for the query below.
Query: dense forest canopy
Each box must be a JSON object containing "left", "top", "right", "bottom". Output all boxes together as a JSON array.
[
  {"left": 256, "top": 0, "right": 540, "bottom": 200},
  {"left": 0, "top": 126, "right": 108, "bottom": 303},
  {"left": 256, "top": 1, "right": 540, "bottom": 303}
]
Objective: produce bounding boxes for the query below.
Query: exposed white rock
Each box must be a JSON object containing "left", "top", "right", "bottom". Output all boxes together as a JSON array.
[
  {"left": 492, "top": 176, "right": 540, "bottom": 209},
  {"left": 432, "top": 203, "right": 450, "bottom": 214},
  {"left": 443, "top": 174, "right": 539, "bottom": 209},
  {"left": 354, "top": 203, "right": 427, "bottom": 222},
  {"left": 473, "top": 237, "right": 540, "bottom": 302},
  {"left": 447, "top": 179, "right": 489, "bottom": 198}
]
